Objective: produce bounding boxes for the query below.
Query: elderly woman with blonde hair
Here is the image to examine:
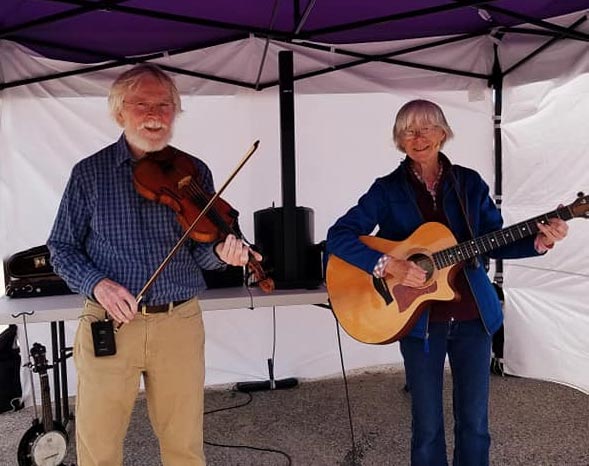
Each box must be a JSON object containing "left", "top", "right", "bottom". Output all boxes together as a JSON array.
[{"left": 326, "top": 99, "right": 568, "bottom": 465}]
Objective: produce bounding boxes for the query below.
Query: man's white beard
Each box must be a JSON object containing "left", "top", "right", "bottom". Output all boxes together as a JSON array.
[{"left": 125, "top": 122, "right": 173, "bottom": 154}]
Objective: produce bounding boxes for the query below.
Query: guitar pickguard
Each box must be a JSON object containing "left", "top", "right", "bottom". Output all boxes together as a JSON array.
[{"left": 392, "top": 281, "right": 438, "bottom": 313}]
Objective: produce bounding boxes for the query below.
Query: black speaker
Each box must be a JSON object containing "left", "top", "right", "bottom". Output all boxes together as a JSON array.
[{"left": 254, "top": 206, "right": 323, "bottom": 289}]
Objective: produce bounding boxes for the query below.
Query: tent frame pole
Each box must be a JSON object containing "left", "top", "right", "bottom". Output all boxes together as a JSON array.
[{"left": 490, "top": 42, "right": 504, "bottom": 287}]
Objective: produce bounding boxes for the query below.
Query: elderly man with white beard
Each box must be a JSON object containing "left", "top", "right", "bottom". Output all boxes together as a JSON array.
[{"left": 47, "top": 64, "right": 256, "bottom": 466}]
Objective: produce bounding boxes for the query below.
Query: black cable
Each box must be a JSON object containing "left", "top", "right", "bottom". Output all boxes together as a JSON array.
[
  {"left": 205, "top": 281, "right": 292, "bottom": 464},
  {"left": 203, "top": 390, "right": 292, "bottom": 465},
  {"left": 204, "top": 440, "right": 292, "bottom": 465},
  {"left": 243, "top": 263, "right": 264, "bottom": 305},
  {"left": 204, "top": 391, "right": 253, "bottom": 415},
  {"left": 244, "top": 278, "right": 255, "bottom": 310},
  {"left": 271, "top": 306, "right": 277, "bottom": 362},
  {"left": 334, "top": 315, "right": 360, "bottom": 464}
]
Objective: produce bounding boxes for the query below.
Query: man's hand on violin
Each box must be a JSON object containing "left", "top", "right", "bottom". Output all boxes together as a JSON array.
[
  {"left": 93, "top": 278, "right": 138, "bottom": 324},
  {"left": 215, "top": 234, "right": 262, "bottom": 266}
]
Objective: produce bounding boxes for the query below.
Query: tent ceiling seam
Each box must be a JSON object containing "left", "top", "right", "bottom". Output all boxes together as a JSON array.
[
  {"left": 0, "top": 33, "right": 251, "bottom": 91},
  {"left": 45, "top": 0, "right": 293, "bottom": 39},
  {"left": 254, "top": 0, "right": 284, "bottom": 90},
  {"left": 303, "top": 0, "right": 497, "bottom": 37},
  {"left": 482, "top": 4, "right": 589, "bottom": 42},
  {"left": 502, "top": 15, "right": 588, "bottom": 77},
  {"left": 0, "top": 0, "right": 130, "bottom": 38},
  {"left": 259, "top": 32, "right": 492, "bottom": 89},
  {"left": 293, "top": 0, "right": 318, "bottom": 35}
]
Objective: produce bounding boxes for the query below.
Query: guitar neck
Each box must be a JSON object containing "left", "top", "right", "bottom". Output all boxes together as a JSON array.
[
  {"left": 39, "top": 372, "right": 53, "bottom": 432},
  {"left": 433, "top": 206, "right": 574, "bottom": 269}
]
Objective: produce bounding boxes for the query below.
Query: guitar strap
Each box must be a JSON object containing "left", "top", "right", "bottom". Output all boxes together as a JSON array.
[{"left": 448, "top": 165, "right": 480, "bottom": 269}]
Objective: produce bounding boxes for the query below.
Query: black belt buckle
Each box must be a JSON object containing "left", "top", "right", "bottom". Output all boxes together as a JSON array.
[
  {"left": 140, "top": 302, "right": 172, "bottom": 315},
  {"left": 140, "top": 299, "right": 188, "bottom": 315}
]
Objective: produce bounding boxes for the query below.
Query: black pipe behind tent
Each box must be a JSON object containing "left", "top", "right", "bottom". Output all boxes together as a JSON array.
[
  {"left": 279, "top": 49, "right": 298, "bottom": 279},
  {"left": 237, "top": 50, "right": 324, "bottom": 394}
]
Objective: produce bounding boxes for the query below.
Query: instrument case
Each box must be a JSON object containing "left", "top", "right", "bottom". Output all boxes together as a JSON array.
[{"left": 3, "top": 245, "right": 73, "bottom": 298}]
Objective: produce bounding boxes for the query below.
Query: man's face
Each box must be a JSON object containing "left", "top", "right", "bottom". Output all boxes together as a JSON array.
[{"left": 116, "top": 75, "right": 177, "bottom": 158}]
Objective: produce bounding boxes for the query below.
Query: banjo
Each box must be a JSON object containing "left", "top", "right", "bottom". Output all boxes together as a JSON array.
[{"left": 17, "top": 343, "right": 68, "bottom": 466}]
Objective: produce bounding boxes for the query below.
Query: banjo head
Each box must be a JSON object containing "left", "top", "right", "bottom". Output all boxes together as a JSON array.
[{"left": 31, "top": 429, "right": 68, "bottom": 466}]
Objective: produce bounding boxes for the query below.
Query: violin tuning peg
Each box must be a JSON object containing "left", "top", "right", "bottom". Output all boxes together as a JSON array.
[{"left": 577, "top": 191, "right": 585, "bottom": 198}]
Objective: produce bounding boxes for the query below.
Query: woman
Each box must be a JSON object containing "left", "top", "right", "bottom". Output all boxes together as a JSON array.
[{"left": 326, "top": 99, "right": 568, "bottom": 465}]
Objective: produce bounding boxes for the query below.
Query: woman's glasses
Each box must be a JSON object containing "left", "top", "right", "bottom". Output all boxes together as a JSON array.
[{"left": 401, "top": 126, "right": 438, "bottom": 139}]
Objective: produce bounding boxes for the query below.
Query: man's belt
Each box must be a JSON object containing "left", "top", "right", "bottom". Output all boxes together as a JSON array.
[{"left": 140, "top": 299, "right": 189, "bottom": 315}]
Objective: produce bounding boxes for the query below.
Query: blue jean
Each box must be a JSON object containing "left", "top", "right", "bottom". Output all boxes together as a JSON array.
[{"left": 400, "top": 319, "right": 492, "bottom": 466}]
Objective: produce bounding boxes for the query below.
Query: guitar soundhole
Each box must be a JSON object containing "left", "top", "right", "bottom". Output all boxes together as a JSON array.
[{"left": 408, "top": 253, "right": 434, "bottom": 281}]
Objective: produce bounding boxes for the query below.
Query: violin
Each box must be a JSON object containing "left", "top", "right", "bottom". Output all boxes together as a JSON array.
[{"left": 132, "top": 146, "right": 274, "bottom": 293}]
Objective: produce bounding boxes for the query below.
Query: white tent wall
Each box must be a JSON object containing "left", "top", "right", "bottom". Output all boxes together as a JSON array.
[{"left": 500, "top": 33, "right": 589, "bottom": 393}]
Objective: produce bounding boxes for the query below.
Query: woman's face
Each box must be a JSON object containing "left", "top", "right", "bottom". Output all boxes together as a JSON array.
[{"left": 400, "top": 124, "right": 446, "bottom": 165}]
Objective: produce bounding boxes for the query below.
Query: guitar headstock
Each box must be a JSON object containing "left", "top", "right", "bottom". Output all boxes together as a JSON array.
[
  {"left": 568, "top": 192, "right": 589, "bottom": 219},
  {"left": 30, "top": 342, "right": 49, "bottom": 375}
]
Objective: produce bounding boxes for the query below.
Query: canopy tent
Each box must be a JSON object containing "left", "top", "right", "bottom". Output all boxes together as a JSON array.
[
  {"left": 1, "top": 0, "right": 588, "bottom": 91},
  {"left": 1, "top": 1, "right": 588, "bottom": 403}
]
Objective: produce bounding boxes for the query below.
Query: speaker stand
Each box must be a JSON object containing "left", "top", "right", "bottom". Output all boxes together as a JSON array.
[{"left": 235, "top": 358, "right": 298, "bottom": 393}]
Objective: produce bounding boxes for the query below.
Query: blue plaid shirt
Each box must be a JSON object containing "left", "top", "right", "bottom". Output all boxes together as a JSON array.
[{"left": 47, "top": 135, "right": 225, "bottom": 305}]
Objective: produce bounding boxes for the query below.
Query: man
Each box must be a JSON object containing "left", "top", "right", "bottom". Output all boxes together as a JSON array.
[{"left": 47, "top": 63, "right": 256, "bottom": 466}]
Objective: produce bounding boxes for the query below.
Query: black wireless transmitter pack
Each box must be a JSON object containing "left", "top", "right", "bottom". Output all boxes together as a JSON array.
[{"left": 91, "top": 319, "right": 117, "bottom": 357}]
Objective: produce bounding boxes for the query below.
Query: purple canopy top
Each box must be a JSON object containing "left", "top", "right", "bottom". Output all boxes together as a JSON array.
[{"left": 1, "top": 0, "right": 587, "bottom": 63}]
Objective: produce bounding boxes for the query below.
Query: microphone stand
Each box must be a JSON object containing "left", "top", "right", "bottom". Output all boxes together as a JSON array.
[{"left": 235, "top": 358, "right": 298, "bottom": 393}]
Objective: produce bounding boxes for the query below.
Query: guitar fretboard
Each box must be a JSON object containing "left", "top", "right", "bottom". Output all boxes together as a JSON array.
[{"left": 433, "top": 207, "right": 573, "bottom": 269}]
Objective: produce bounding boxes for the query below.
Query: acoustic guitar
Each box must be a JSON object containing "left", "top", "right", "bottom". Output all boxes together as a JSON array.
[
  {"left": 17, "top": 343, "right": 68, "bottom": 466},
  {"left": 326, "top": 193, "right": 589, "bottom": 345}
]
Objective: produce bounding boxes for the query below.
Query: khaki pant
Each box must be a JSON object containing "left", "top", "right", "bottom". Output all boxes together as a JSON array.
[{"left": 74, "top": 298, "right": 206, "bottom": 466}]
